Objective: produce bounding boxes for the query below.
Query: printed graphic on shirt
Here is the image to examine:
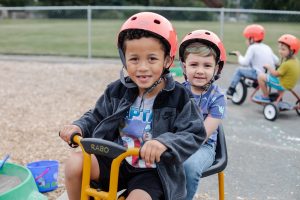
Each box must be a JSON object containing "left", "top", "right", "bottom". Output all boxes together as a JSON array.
[
  {"left": 119, "top": 101, "right": 156, "bottom": 168},
  {"left": 194, "top": 85, "right": 226, "bottom": 119},
  {"left": 217, "top": 105, "right": 225, "bottom": 115},
  {"left": 183, "top": 82, "right": 226, "bottom": 143}
]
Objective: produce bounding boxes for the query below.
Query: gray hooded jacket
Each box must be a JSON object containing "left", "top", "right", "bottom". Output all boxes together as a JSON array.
[{"left": 73, "top": 74, "right": 206, "bottom": 200}]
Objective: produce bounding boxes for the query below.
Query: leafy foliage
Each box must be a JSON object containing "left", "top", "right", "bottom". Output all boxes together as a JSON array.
[
  {"left": 0, "top": 0, "right": 34, "bottom": 6},
  {"left": 1, "top": 0, "right": 299, "bottom": 11},
  {"left": 254, "top": 0, "right": 300, "bottom": 11}
]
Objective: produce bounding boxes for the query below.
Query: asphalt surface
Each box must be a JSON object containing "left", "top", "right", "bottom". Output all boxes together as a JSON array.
[{"left": 198, "top": 63, "right": 300, "bottom": 200}]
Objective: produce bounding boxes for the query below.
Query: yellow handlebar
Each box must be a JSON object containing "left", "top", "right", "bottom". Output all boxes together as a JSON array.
[
  {"left": 73, "top": 134, "right": 82, "bottom": 147},
  {"left": 73, "top": 135, "right": 139, "bottom": 200}
]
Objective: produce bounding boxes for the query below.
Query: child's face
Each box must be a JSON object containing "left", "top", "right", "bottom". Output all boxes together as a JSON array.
[
  {"left": 278, "top": 43, "right": 290, "bottom": 58},
  {"left": 124, "top": 37, "right": 170, "bottom": 96},
  {"left": 184, "top": 53, "right": 217, "bottom": 93}
]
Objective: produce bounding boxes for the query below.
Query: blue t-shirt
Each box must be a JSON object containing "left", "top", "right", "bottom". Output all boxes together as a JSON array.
[
  {"left": 183, "top": 82, "right": 226, "bottom": 143},
  {"left": 119, "top": 95, "right": 156, "bottom": 168}
]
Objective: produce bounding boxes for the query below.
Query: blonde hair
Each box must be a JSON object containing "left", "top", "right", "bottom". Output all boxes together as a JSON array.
[{"left": 183, "top": 42, "right": 217, "bottom": 63}]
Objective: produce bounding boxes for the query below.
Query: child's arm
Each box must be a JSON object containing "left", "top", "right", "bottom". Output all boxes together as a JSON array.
[
  {"left": 272, "top": 53, "right": 280, "bottom": 66},
  {"left": 230, "top": 51, "right": 241, "bottom": 57},
  {"left": 153, "top": 100, "right": 207, "bottom": 164},
  {"left": 238, "top": 46, "right": 254, "bottom": 66},
  {"left": 203, "top": 89, "right": 226, "bottom": 140},
  {"left": 203, "top": 116, "right": 222, "bottom": 140},
  {"left": 264, "top": 64, "right": 280, "bottom": 77}
]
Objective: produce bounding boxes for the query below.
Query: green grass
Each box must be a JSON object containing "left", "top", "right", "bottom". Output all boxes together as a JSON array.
[
  {"left": 0, "top": 19, "right": 299, "bottom": 62},
  {"left": 0, "top": 19, "right": 89, "bottom": 56}
]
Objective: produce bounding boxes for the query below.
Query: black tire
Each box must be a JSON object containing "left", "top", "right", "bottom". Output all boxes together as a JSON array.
[
  {"left": 232, "top": 80, "right": 247, "bottom": 105},
  {"left": 296, "top": 100, "right": 300, "bottom": 116},
  {"left": 263, "top": 103, "right": 278, "bottom": 121}
]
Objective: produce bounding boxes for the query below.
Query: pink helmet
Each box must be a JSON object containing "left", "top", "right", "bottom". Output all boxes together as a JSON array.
[
  {"left": 179, "top": 30, "right": 226, "bottom": 75},
  {"left": 243, "top": 24, "right": 265, "bottom": 42},
  {"left": 117, "top": 12, "right": 177, "bottom": 67},
  {"left": 278, "top": 34, "right": 300, "bottom": 55}
]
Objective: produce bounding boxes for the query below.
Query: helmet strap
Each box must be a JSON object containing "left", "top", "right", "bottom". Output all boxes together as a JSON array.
[
  {"left": 287, "top": 50, "right": 294, "bottom": 59},
  {"left": 138, "top": 68, "right": 168, "bottom": 111},
  {"left": 120, "top": 66, "right": 137, "bottom": 88},
  {"left": 181, "top": 61, "right": 188, "bottom": 82},
  {"left": 118, "top": 48, "right": 127, "bottom": 68},
  {"left": 142, "top": 66, "right": 169, "bottom": 94},
  {"left": 119, "top": 48, "right": 137, "bottom": 88}
]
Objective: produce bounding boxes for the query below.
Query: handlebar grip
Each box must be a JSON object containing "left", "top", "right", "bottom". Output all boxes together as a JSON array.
[
  {"left": 228, "top": 52, "right": 236, "bottom": 56},
  {"left": 69, "top": 132, "right": 81, "bottom": 148}
]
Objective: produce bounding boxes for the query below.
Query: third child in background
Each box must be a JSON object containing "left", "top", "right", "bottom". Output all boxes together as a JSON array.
[
  {"left": 226, "top": 24, "right": 279, "bottom": 98},
  {"left": 254, "top": 34, "right": 300, "bottom": 102}
]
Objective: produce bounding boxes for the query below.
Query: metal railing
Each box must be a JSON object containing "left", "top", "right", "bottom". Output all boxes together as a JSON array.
[{"left": 1, "top": 6, "right": 299, "bottom": 59}]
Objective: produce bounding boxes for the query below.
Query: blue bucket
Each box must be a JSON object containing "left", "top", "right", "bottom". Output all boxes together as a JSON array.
[{"left": 26, "top": 160, "right": 59, "bottom": 193}]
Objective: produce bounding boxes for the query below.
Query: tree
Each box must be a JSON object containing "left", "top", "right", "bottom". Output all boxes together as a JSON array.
[
  {"left": 0, "top": 0, "right": 34, "bottom": 6},
  {"left": 253, "top": 0, "right": 300, "bottom": 22},
  {"left": 254, "top": 0, "right": 300, "bottom": 11}
]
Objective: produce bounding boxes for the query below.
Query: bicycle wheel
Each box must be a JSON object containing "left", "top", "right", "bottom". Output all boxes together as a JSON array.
[
  {"left": 232, "top": 80, "right": 247, "bottom": 105},
  {"left": 264, "top": 103, "right": 278, "bottom": 121}
]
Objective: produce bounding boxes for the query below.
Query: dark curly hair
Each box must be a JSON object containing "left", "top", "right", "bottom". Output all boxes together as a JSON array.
[{"left": 118, "top": 29, "right": 170, "bottom": 57}]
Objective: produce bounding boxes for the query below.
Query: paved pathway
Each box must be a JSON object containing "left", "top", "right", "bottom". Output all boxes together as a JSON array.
[{"left": 198, "top": 63, "right": 300, "bottom": 200}]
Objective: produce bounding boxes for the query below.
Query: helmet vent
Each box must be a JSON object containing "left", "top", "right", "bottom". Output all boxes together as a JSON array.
[
  {"left": 205, "top": 32, "right": 211, "bottom": 35},
  {"left": 154, "top": 19, "right": 161, "bottom": 24},
  {"left": 131, "top": 16, "right": 137, "bottom": 20}
]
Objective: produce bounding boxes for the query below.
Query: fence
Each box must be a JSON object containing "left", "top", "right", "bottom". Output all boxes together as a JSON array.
[{"left": 0, "top": 6, "right": 299, "bottom": 60}]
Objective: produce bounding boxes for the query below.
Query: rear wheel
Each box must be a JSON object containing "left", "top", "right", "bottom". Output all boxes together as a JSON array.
[
  {"left": 296, "top": 100, "right": 300, "bottom": 116},
  {"left": 263, "top": 103, "right": 278, "bottom": 121},
  {"left": 232, "top": 80, "right": 247, "bottom": 105}
]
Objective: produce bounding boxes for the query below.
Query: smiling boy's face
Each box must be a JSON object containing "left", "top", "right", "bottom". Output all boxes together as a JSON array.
[{"left": 124, "top": 37, "right": 171, "bottom": 96}]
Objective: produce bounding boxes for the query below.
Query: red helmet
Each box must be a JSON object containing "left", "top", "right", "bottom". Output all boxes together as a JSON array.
[
  {"left": 278, "top": 34, "right": 300, "bottom": 55},
  {"left": 179, "top": 30, "right": 226, "bottom": 73},
  {"left": 117, "top": 12, "right": 177, "bottom": 66},
  {"left": 243, "top": 24, "right": 265, "bottom": 42}
]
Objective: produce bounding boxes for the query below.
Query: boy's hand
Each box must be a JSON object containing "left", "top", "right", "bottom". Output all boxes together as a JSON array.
[
  {"left": 59, "top": 125, "right": 82, "bottom": 144},
  {"left": 263, "top": 64, "right": 271, "bottom": 71},
  {"left": 140, "top": 140, "right": 167, "bottom": 165},
  {"left": 230, "top": 51, "right": 241, "bottom": 56}
]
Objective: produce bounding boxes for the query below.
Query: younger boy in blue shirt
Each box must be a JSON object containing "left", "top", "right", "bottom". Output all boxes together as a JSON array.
[{"left": 179, "top": 30, "right": 227, "bottom": 200}]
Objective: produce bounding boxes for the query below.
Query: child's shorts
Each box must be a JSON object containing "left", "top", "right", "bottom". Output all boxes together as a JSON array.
[
  {"left": 266, "top": 75, "right": 285, "bottom": 91},
  {"left": 96, "top": 156, "right": 164, "bottom": 200}
]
